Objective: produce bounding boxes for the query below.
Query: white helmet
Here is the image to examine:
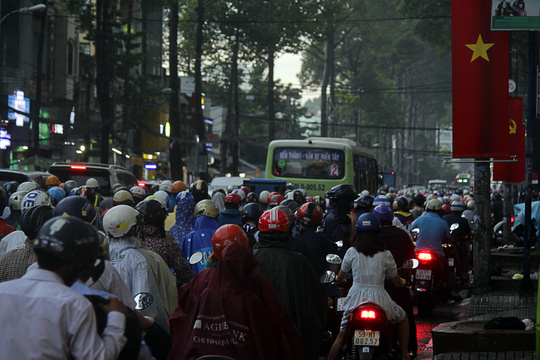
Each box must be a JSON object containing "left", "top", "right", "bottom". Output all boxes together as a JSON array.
[
  {"left": 9, "top": 191, "right": 28, "bottom": 211},
  {"left": 151, "top": 190, "right": 169, "bottom": 207},
  {"left": 159, "top": 180, "right": 173, "bottom": 193},
  {"left": 467, "top": 200, "right": 475, "bottom": 210},
  {"left": 17, "top": 181, "right": 39, "bottom": 193},
  {"left": 113, "top": 190, "right": 134, "bottom": 205},
  {"left": 103, "top": 204, "right": 140, "bottom": 238},
  {"left": 232, "top": 189, "right": 246, "bottom": 200},
  {"left": 360, "top": 190, "right": 370, "bottom": 197},
  {"left": 130, "top": 186, "right": 146, "bottom": 199},
  {"left": 426, "top": 198, "right": 443, "bottom": 211},
  {"left": 260, "top": 190, "right": 270, "bottom": 204},
  {"left": 86, "top": 178, "right": 99, "bottom": 189},
  {"left": 21, "top": 190, "right": 52, "bottom": 212}
]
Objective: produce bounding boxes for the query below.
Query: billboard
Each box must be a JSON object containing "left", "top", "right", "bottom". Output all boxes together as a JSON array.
[
  {"left": 492, "top": 0, "right": 540, "bottom": 30},
  {"left": 8, "top": 91, "right": 30, "bottom": 127}
]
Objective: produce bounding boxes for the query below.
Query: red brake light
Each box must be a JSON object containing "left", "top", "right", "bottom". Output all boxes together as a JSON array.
[
  {"left": 511, "top": 217, "right": 515, "bottom": 223},
  {"left": 417, "top": 251, "right": 433, "bottom": 263},
  {"left": 138, "top": 182, "right": 146, "bottom": 187},
  {"left": 71, "top": 165, "right": 87, "bottom": 170},
  {"left": 361, "top": 310, "right": 377, "bottom": 319}
]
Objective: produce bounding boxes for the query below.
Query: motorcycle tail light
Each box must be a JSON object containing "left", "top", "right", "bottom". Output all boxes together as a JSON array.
[
  {"left": 353, "top": 309, "right": 378, "bottom": 321},
  {"left": 417, "top": 251, "right": 432, "bottom": 263},
  {"left": 138, "top": 182, "right": 146, "bottom": 187}
]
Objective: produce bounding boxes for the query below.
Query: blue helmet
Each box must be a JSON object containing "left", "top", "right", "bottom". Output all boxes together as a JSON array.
[
  {"left": 242, "top": 202, "right": 264, "bottom": 222},
  {"left": 356, "top": 212, "right": 381, "bottom": 232},
  {"left": 53, "top": 196, "right": 97, "bottom": 224},
  {"left": 373, "top": 204, "right": 393, "bottom": 223},
  {"left": 355, "top": 194, "right": 374, "bottom": 209},
  {"left": 47, "top": 186, "right": 66, "bottom": 206},
  {"left": 373, "top": 195, "right": 391, "bottom": 207}
]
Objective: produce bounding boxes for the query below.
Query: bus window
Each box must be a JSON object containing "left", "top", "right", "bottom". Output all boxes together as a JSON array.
[{"left": 272, "top": 148, "right": 345, "bottom": 180}]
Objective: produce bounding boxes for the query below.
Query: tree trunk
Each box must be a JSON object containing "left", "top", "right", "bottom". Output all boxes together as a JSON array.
[
  {"left": 231, "top": 35, "right": 240, "bottom": 175},
  {"left": 320, "top": 21, "right": 333, "bottom": 138},
  {"left": 267, "top": 48, "right": 275, "bottom": 141},
  {"left": 96, "top": 0, "right": 115, "bottom": 164},
  {"left": 472, "top": 162, "right": 492, "bottom": 293},
  {"left": 194, "top": 0, "right": 207, "bottom": 179},
  {"left": 169, "top": 2, "right": 183, "bottom": 181}
]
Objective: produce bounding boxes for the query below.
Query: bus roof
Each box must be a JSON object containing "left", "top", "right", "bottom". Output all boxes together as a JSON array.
[{"left": 269, "top": 138, "right": 375, "bottom": 159}]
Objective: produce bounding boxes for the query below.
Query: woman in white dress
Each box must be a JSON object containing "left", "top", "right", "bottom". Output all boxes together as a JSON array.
[{"left": 328, "top": 212, "right": 409, "bottom": 360}]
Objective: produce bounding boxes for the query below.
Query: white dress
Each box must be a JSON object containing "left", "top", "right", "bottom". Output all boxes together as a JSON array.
[{"left": 341, "top": 248, "right": 405, "bottom": 325}]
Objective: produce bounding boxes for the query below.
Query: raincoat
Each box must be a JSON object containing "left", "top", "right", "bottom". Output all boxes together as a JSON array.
[
  {"left": 168, "top": 194, "right": 195, "bottom": 246},
  {"left": 181, "top": 216, "right": 220, "bottom": 274},
  {"left": 168, "top": 242, "right": 304, "bottom": 360},
  {"left": 254, "top": 231, "right": 327, "bottom": 360},
  {"left": 217, "top": 208, "right": 243, "bottom": 227},
  {"left": 108, "top": 235, "right": 170, "bottom": 334},
  {"left": 211, "top": 192, "right": 226, "bottom": 212}
]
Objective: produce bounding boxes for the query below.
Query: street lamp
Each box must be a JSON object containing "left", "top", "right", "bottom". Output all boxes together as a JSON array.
[{"left": 0, "top": 4, "right": 47, "bottom": 26}]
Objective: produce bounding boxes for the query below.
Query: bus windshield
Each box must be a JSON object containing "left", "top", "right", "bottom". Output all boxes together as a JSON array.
[{"left": 272, "top": 148, "right": 345, "bottom": 180}]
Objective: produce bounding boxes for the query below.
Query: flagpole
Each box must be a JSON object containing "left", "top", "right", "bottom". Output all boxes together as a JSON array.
[{"left": 520, "top": 31, "right": 535, "bottom": 293}]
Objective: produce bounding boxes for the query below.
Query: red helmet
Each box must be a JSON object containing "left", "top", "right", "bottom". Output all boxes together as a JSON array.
[
  {"left": 268, "top": 191, "right": 280, "bottom": 199},
  {"left": 212, "top": 224, "right": 249, "bottom": 259},
  {"left": 240, "top": 186, "right": 250, "bottom": 197},
  {"left": 224, "top": 193, "right": 242, "bottom": 204},
  {"left": 295, "top": 202, "right": 323, "bottom": 227},
  {"left": 268, "top": 193, "right": 284, "bottom": 207},
  {"left": 259, "top": 208, "right": 290, "bottom": 232}
]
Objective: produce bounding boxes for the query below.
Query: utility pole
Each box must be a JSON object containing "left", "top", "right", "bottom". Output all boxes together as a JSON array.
[
  {"left": 31, "top": 0, "right": 47, "bottom": 161},
  {"left": 194, "top": 0, "right": 207, "bottom": 180},
  {"left": 168, "top": 2, "right": 183, "bottom": 181},
  {"left": 473, "top": 161, "right": 492, "bottom": 293}
]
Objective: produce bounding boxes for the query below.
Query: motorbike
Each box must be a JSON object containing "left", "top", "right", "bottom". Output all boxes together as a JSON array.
[
  {"left": 412, "top": 246, "right": 449, "bottom": 316},
  {"left": 322, "top": 256, "right": 418, "bottom": 360}
]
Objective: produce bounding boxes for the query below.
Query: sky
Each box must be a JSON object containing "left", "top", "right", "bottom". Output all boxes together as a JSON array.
[{"left": 274, "top": 53, "right": 318, "bottom": 104}]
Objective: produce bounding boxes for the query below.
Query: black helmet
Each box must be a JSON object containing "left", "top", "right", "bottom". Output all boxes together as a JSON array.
[
  {"left": 412, "top": 193, "right": 426, "bottom": 207},
  {"left": 53, "top": 196, "right": 97, "bottom": 224},
  {"left": 242, "top": 203, "right": 263, "bottom": 222},
  {"left": 34, "top": 216, "right": 101, "bottom": 263},
  {"left": 190, "top": 180, "right": 208, "bottom": 195},
  {"left": 245, "top": 192, "right": 259, "bottom": 204},
  {"left": 136, "top": 199, "right": 168, "bottom": 227},
  {"left": 0, "top": 186, "right": 7, "bottom": 212},
  {"left": 3, "top": 181, "right": 19, "bottom": 197},
  {"left": 355, "top": 194, "right": 374, "bottom": 209},
  {"left": 326, "top": 184, "right": 357, "bottom": 200},
  {"left": 274, "top": 205, "right": 295, "bottom": 226},
  {"left": 20, "top": 205, "right": 53, "bottom": 239},
  {"left": 63, "top": 180, "right": 78, "bottom": 196},
  {"left": 395, "top": 196, "right": 409, "bottom": 212},
  {"left": 280, "top": 198, "right": 300, "bottom": 212},
  {"left": 292, "top": 190, "right": 306, "bottom": 204}
]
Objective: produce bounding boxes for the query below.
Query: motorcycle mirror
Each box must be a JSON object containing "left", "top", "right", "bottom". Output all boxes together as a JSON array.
[
  {"left": 450, "top": 223, "right": 460, "bottom": 231},
  {"left": 326, "top": 253, "right": 342, "bottom": 265},
  {"left": 402, "top": 258, "right": 419, "bottom": 270},
  {"left": 320, "top": 270, "right": 336, "bottom": 284},
  {"left": 335, "top": 240, "right": 344, "bottom": 249},
  {"left": 189, "top": 251, "right": 203, "bottom": 265}
]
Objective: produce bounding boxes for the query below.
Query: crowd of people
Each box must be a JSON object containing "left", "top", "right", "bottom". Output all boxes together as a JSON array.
[{"left": 0, "top": 174, "right": 485, "bottom": 359}]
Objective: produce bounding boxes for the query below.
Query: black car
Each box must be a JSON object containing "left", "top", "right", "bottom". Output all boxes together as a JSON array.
[
  {"left": 48, "top": 162, "right": 138, "bottom": 197},
  {"left": 0, "top": 169, "right": 51, "bottom": 189}
]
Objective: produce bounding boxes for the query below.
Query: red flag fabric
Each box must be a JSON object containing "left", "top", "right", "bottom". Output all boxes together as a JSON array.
[
  {"left": 452, "top": 0, "right": 510, "bottom": 158},
  {"left": 493, "top": 98, "right": 525, "bottom": 183}
]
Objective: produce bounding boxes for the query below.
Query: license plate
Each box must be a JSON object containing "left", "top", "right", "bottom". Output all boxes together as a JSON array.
[
  {"left": 416, "top": 269, "right": 432, "bottom": 280},
  {"left": 354, "top": 330, "right": 380, "bottom": 346},
  {"left": 336, "top": 297, "right": 346, "bottom": 312},
  {"left": 448, "top": 258, "right": 454, "bottom": 266}
]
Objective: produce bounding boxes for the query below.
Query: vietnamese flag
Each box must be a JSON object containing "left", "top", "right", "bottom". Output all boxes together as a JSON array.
[
  {"left": 452, "top": 0, "right": 510, "bottom": 158},
  {"left": 493, "top": 98, "right": 525, "bottom": 183}
]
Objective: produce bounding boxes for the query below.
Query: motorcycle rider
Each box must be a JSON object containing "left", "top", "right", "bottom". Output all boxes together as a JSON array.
[
  {"left": 217, "top": 193, "right": 243, "bottom": 226},
  {"left": 354, "top": 194, "right": 374, "bottom": 219},
  {"left": 393, "top": 196, "right": 414, "bottom": 227},
  {"left": 411, "top": 193, "right": 426, "bottom": 219},
  {"left": 254, "top": 208, "right": 327, "bottom": 360},
  {"left": 443, "top": 199, "right": 472, "bottom": 284},
  {"left": 320, "top": 184, "right": 358, "bottom": 255},
  {"left": 168, "top": 191, "right": 196, "bottom": 247},
  {"left": 182, "top": 199, "right": 220, "bottom": 274},
  {"left": 241, "top": 202, "right": 263, "bottom": 250},
  {"left": 0, "top": 216, "right": 128, "bottom": 359},
  {"left": 409, "top": 198, "right": 461, "bottom": 301},
  {"left": 169, "top": 227, "right": 304, "bottom": 359},
  {"left": 328, "top": 213, "right": 409, "bottom": 360},
  {"left": 373, "top": 204, "right": 418, "bottom": 358},
  {"left": 189, "top": 180, "right": 211, "bottom": 204}
]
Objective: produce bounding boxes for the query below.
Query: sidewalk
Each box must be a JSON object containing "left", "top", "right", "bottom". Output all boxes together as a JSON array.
[{"left": 424, "top": 290, "right": 537, "bottom": 360}]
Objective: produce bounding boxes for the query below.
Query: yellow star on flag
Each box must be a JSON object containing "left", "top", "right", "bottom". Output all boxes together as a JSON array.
[{"left": 465, "top": 34, "right": 494, "bottom": 62}]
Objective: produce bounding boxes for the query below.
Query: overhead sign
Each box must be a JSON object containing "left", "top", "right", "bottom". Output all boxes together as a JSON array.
[{"left": 491, "top": 0, "right": 540, "bottom": 30}]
